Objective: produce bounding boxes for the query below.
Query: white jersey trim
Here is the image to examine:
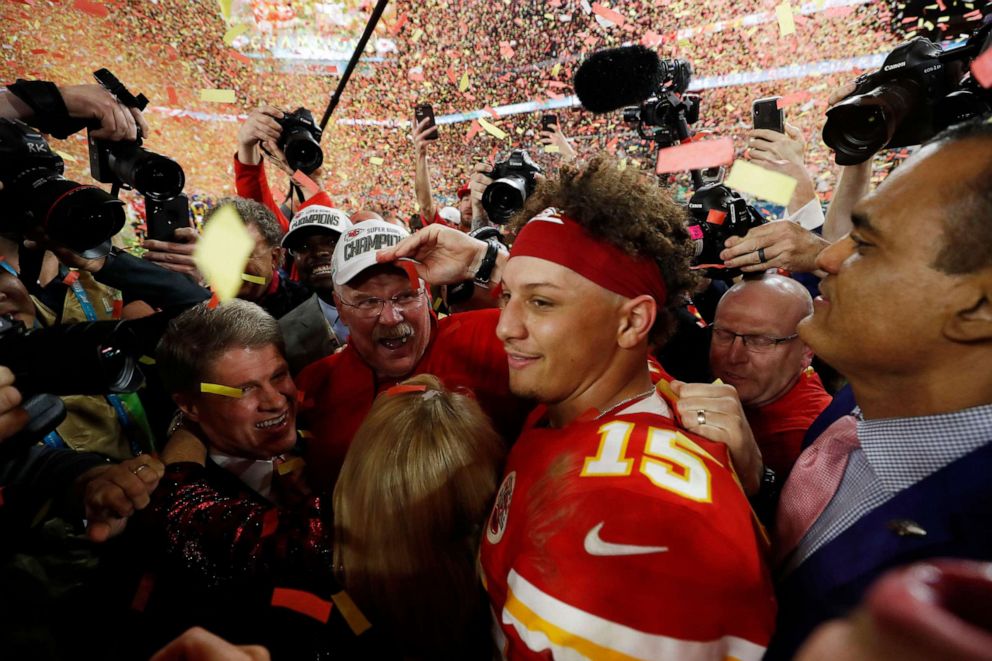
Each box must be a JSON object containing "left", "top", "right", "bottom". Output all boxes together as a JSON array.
[
  {"left": 617, "top": 391, "right": 672, "bottom": 419},
  {"left": 503, "top": 569, "right": 766, "bottom": 661}
]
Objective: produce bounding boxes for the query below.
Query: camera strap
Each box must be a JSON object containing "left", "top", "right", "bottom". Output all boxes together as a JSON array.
[{"left": 6, "top": 80, "right": 89, "bottom": 139}]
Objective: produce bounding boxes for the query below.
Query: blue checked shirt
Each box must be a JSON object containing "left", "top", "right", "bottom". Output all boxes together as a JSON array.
[{"left": 786, "top": 402, "right": 992, "bottom": 574}]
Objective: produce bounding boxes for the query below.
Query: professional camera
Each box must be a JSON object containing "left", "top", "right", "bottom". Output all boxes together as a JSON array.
[
  {"left": 482, "top": 150, "right": 543, "bottom": 225},
  {"left": 622, "top": 59, "right": 701, "bottom": 147},
  {"left": 685, "top": 183, "right": 767, "bottom": 280},
  {"left": 276, "top": 107, "right": 324, "bottom": 173},
  {"left": 86, "top": 70, "right": 184, "bottom": 202},
  {"left": 0, "top": 119, "right": 125, "bottom": 258},
  {"left": 823, "top": 22, "right": 992, "bottom": 165}
]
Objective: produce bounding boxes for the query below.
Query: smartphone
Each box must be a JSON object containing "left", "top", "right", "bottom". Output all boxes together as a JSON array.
[
  {"left": 541, "top": 113, "right": 559, "bottom": 132},
  {"left": 146, "top": 193, "right": 193, "bottom": 242},
  {"left": 752, "top": 97, "right": 785, "bottom": 133},
  {"left": 414, "top": 103, "right": 438, "bottom": 140}
]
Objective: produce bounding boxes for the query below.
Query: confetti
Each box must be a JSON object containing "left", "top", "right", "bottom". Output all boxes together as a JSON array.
[
  {"left": 222, "top": 23, "right": 248, "bottom": 45},
  {"left": 369, "top": 156, "right": 384, "bottom": 165},
  {"left": 776, "top": 1, "right": 796, "bottom": 36},
  {"left": 241, "top": 273, "right": 266, "bottom": 284},
  {"left": 271, "top": 588, "right": 332, "bottom": 623},
  {"left": 73, "top": 0, "right": 108, "bottom": 18},
  {"left": 200, "top": 383, "right": 244, "bottom": 398},
  {"left": 458, "top": 72, "right": 470, "bottom": 92},
  {"left": 591, "top": 3, "right": 625, "bottom": 27},
  {"left": 166, "top": 86, "right": 179, "bottom": 105},
  {"left": 971, "top": 47, "right": 992, "bottom": 89},
  {"left": 199, "top": 88, "right": 236, "bottom": 103},
  {"left": 655, "top": 138, "right": 735, "bottom": 175},
  {"left": 478, "top": 117, "right": 508, "bottom": 140},
  {"left": 193, "top": 203, "right": 254, "bottom": 301},
  {"left": 724, "top": 160, "right": 798, "bottom": 206}
]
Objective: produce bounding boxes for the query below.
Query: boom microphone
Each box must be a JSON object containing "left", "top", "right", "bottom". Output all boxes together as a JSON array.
[{"left": 573, "top": 45, "right": 662, "bottom": 113}]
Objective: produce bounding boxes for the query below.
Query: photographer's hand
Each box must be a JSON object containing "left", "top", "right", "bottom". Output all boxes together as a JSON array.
[
  {"left": 61, "top": 84, "right": 149, "bottom": 141},
  {"left": 142, "top": 227, "right": 201, "bottom": 279},
  {"left": 747, "top": 123, "right": 816, "bottom": 214},
  {"left": 80, "top": 454, "right": 165, "bottom": 542},
  {"left": 538, "top": 123, "right": 577, "bottom": 163},
  {"left": 0, "top": 367, "right": 29, "bottom": 444},
  {"left": 469, "top": 162, "right": 494, "bottom": 228},
  {"left": 721, "top": 221, "right": 830, "bottom": 274},
  {"left": 237, "top": 105, "right": 284, "bottom": 166}
]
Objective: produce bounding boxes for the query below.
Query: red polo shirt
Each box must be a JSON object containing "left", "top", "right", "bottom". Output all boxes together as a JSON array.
[
  {"left": 295, "top": 309, "right": 532, "bottom": 493},
  {"left": 745, "top": 370, "right": 833, "bottom": 477}
]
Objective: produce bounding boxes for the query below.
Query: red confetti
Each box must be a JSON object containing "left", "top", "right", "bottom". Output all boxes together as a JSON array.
[
  {"left": 464, "top": 119, "right": 481, "bottom": 144},
  {"left": 229, "top": 50, "right": 251, "bottom": 65},
  {"left": 706, "top": 209, "right": 727, "bottom": 225},
  {"left": 271, "top": 588, "right": 333, "bottom": 623},
  {"left": 389, "top": 13, "right": 408, "bottom": 35},
  {"left": 62, "top": 271, "right": 80, "bottom": 286},
  {"left": 655, "top": 137, "right": 735, "bottom": 175},
  {"left": 30, "top": 49, "right": 47, "bottom": 55},
  {"left": 206, "top": 292, "right": 220, "bottom": 309},
  {"left": 385, "top": 384, "right": 427, "bottom": 396},
  {"left": 72, "top": 0, "right": 108, "bottom": 18},
  {"left": 260, "top": 508, "right": 278, "bottom": 538},
  {"left": 111, "top": 298, "right": 123, "bottom": 319},
  {"left": 130, "top": 572, "right": 155, "bottom": 612},
  {"left": 971, "top": 47, "right": 992, "bottom": 89},
  {"left": 591, "top": 2, "right": 625, "bottom": 27},
  {"left": 777, "top": 91, "right": 812, "bottom": 109},
  {"left": 166, "top": 86, "right": 178, "bottom": 105}
]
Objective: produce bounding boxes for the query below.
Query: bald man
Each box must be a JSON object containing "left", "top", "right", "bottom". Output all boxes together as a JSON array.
[{"left": 709, "top": 274, "right": 832, "bottom": 476}]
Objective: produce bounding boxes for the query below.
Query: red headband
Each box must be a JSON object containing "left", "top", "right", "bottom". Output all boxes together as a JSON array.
[{"left": 509, "top": 208, "right": 668, "bottom": 305}]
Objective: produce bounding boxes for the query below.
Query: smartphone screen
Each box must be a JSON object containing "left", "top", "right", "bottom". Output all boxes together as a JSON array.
[
  {"left": 414, "top": 103, "right": 438, "bottom": 140},
  {"left": 541, "top": 114, "right": 559, "bottom": 131},
  {"left": 752, "top": 97, "right": 785, "bottom": 133}
]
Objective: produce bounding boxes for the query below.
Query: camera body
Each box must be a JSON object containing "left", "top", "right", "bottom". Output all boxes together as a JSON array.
[
  {"left": 88, "top": 129, "right": 185, "bottom": 202},
  {"left": 622, "top": 59, "right": 700, "bottom": 147},
  {"left": 277, "top": 107, "right": 324, "bottom": 173},
  {"left": 0, "top": 119, "right": 124, "bottom": 258},
  {"left": 686, "top": 183, "right": 767, "bottom": 280},
  {"left": 823, "top": 23, "right": 992, "bottom": 165},
  {"left": 482, "top": 150, "right": 543, "bottom": 225}
]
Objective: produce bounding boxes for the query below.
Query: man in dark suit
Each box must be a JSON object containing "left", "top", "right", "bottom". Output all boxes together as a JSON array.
[
  {"left": 278, "top": 205, "right": 354, "bottom": 374},
  {"left": 764, "top": 119, "right": 992, "bottom": 658}
]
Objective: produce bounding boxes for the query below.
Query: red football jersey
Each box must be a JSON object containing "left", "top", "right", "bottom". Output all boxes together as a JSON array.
[{"left": 481, "top": 393, "right": 775, "bottom": 660}]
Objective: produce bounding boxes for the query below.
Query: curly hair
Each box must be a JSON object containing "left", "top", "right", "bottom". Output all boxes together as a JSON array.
[{"left": 507, "top": 153, "right": 698, "bottom": 346}]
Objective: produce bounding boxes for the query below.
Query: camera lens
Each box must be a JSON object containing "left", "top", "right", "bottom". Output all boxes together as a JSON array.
[
  {"left": 284, "top": 130, "right": 324, "bottom": 173},
  {"left": 482, "top": 176, "right": 528, "bottom": 225},
  {"left": 111, "top": 147, "right": 185, "bottom": 202},
  {"left": 823, "top": 81, "right": 920, "bottom": 165},
  {"left": 30, "top": 177, "right": 125, "bottom": 257}
]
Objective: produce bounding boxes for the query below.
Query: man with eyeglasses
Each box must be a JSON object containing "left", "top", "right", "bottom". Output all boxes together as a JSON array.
[
  {"left": 278, "top": 205, "right": 353, "bottom": 374},
  {"left": 709, "top": 275, "right": 831, "bottom": 477},
  {"left": 295, "top": 219, "right": 529, "bottom": 492}
]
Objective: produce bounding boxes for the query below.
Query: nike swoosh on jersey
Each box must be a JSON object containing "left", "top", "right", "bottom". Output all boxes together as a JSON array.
[{"left": 583, "top": 521, "right": 669, "bottom": 557}]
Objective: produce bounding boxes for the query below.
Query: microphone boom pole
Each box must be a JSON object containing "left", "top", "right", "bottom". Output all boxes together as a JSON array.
[{"left": 318, "top": 0, "right": 391, "bottom": 132}]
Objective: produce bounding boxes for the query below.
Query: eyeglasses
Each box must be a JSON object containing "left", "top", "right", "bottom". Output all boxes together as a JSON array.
[
  {"left": 710, "top": 327, "right": 799, "bottom": 352},
  {"left": 339, "top": 290, "right": 425, "bottom": 318}
]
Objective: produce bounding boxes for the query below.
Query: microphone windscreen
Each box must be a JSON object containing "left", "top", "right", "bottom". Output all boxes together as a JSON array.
[{"left": 573, "top": 45, "right": 661, "bottom": 113}]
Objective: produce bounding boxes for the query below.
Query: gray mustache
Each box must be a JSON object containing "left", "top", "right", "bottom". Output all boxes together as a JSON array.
[{"left": 373, "top": 322, "right": 414, "bottom": 341}]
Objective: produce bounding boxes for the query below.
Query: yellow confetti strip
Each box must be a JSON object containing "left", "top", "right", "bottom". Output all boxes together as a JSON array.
[
  {"left": 223, "top": 23, "right": 248, "bottom": 45},
  {"left": 201, "top": 383, "right": 244, "bottom": 398},
  {"left": 54, "top": 149, "right": 77, "bottom": 163},
  {"left": 369, "top": 156, "right": 384, "bottom": 165},
  {"left": 276, "top": 456, "right": 305, "bottom": 475},
  {"left": 200, "top": 88, "right": 236, "bottom": 103},
  {"left": 478, "top": 117, "right": 508, "bottom": 140},
  {"left": 724, "top": 160, "right": 798, "bottom": 207},
  {"left": 139, "top": 355, "right": 157, "bottom": 365},
  {"left": 217, "top": 0, "right": 231, "bottom": 20},
  {"left": 776, "top": 1, "right": 796, "bottom": 36},
  {"left": 331, "top": 591, "right": 372, "bottom": 635},
  {"left": 543, "top": 144, "right": 560, "bottom": 153},
  {"left": 458, "top": 72, "right": 470, "bottom": 92},
  {"left": 551, "top": 62, "right": 561, "bottom": 77},
  {"left": 193, "top": 203, "right": 255, "bottom": 301},
  {"left": 241, "top": 273, "right": 266, "bottom": 284}
]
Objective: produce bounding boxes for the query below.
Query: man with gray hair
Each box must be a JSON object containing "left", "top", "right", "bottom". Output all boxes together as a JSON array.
[{"left": 709, "top": 274, "right": 832, "bottom": 477}]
